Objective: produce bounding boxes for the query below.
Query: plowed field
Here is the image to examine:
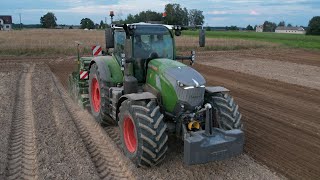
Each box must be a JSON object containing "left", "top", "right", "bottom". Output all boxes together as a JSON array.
[{"left": 1, "top": 48, "right": 319, "bottom": 179}]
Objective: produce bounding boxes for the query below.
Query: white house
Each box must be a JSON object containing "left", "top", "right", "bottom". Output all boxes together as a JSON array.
[
  {"left": 0, "top": 15, "right": 12, "bottom": 31},
  {"left": 256, "top": 25, "right": 263, "bottom": 32},
  {"left": 275, "top": 26, "right": 306, "bottom": 34}
]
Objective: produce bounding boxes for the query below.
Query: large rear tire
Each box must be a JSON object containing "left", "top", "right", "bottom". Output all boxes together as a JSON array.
[
  {"left": 89, "top": 63, "right": 115, "bottom": 125},
  {"left": 207, "top": 92, "right": 243, "bottom": 130},
  {"left": 118, "top": 100, "right": 168, "bottom": 167}
]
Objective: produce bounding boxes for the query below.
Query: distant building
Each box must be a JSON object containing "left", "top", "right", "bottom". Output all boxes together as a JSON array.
[
  {"left": 275, "top": 26, "right": 306, "bottom": 34},
  {"left": 256, "top": 25, "right": 263, "bottom": 32},
  {"left": 0, "top": 15, "right": 12, "bottom": 31}
]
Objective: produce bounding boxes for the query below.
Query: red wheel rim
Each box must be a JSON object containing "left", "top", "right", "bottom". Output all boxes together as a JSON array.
[
  {"left": 123, "top": 116, "right": 137, "bottom": 153},
  {"left": 91, "top": 77, "right": 100, "bottom": 112}
]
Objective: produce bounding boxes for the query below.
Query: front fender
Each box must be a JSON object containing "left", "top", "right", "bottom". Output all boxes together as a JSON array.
[
  {"left": 116, "top": 92, "right": 157, "bottom": 121},
  {"left": 205, "top": 86, "right": 230, "bottom": 94}
]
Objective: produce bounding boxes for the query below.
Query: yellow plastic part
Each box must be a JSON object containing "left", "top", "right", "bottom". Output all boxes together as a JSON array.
[{"left": 188, "top": 121, "right": 200, "bottom": 130}]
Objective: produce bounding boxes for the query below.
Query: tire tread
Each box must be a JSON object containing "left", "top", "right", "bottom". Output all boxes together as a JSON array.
[
  {"left": 209, "top": 93, "right": 243, "bottom": 130},
  {"left": 119, "top": 100, "right": 168, "bottom": 167}
]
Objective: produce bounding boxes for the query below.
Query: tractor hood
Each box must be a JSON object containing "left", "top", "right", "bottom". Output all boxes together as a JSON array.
[
  {"left": 147, "top": 59, "right": 206, "bottom": 113},
  {"left": 148, "top": 58, "right": 206, "bottom": 87},
  {"left": 166, "top": 66, "right": 206, "bottom": 87}
]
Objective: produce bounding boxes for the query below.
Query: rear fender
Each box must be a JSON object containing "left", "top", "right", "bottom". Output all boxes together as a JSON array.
[{"left": 89, "top": 58, "right": 111, "bottom": 82}]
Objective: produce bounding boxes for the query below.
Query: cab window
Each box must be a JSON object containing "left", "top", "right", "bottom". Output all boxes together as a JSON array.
[{"left": 114, "top": 31, "right": 126, "bottom": 61}]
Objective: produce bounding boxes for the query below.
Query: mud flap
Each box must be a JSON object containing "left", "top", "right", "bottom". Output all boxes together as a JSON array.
[{"left": 184, "top": 128, "right": 244, "bottom": 165}]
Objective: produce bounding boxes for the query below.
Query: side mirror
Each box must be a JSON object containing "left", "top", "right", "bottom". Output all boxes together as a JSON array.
[
  {"left": 105, "top": 28, "right": 114, "bottom": 49},
  {"left": 190, "top": 50, "right": 195, "bottom": 66}
]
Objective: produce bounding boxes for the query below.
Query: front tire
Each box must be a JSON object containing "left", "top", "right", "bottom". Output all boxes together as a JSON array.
[
  {"left": 89, "top": 63, "right": 114, "bottom": 125},
  {"left": 207, "top": 92, "right": 243, "bottom": 130},
  {"left": 119, "top": 100, "right": 168, "bottom": 167}
]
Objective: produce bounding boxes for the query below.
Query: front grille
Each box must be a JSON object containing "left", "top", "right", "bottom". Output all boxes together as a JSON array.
[{"left": 176, "top": 87, "right": 205, "bottom": 107}]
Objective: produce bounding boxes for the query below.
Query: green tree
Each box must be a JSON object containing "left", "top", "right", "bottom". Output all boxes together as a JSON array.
[
  {"left": 164, "top": 3, "right": 189, "bottom": 25},
  {"left": 263, "top": 21, "right": 277, "bottom": 32},
  {"left": 246, "top": 24, "right": 254, "bottom": 31},
  {"left": 99, "top": 20, "right": 105, "bottom": 29},
  {"left": 40, "top": 12, "right": 57, "bottom": 28},
  {"left": 287, "top": 23, "right": 293, "bottom": 27},
  {"left": 228, "top": 26, "right": 239, "bottom": 31},
  {"left": 307, "top": 16, "right": 320, "bottom": 35},
  {"left": 188, "top": 9, "right": 204, "bottom": 26},
  {"left": 125, "top": 14, "right": 135, "bottom": 23},
  {"left": 80, "top": 18, "right": 95, "bottom": 29},
  {"left": 122, "top": 11, "right": 162, "bottom": 24},
  {"left": 278, "top": 21, "right": 285, "bottom": 26}
]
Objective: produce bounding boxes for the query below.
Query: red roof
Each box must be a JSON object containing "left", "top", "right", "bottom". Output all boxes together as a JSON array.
[{"left": 0, "top": 16, "right": 12, "bottom": 24}]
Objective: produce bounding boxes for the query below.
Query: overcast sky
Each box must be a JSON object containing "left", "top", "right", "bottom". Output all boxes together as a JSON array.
[{"left": 1, "top": 0, "right": 319, "bottom": 27}]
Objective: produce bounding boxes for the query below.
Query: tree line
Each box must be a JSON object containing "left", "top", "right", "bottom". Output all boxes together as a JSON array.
[
  {"left": 119, "top": 3, "right": 204, "bottom": 26},
  {"left": 39, "top": 3, "right": 204, "bottom": 30},
  {"left": 39, "top": 11, "right": 320, "bottom": 35}
]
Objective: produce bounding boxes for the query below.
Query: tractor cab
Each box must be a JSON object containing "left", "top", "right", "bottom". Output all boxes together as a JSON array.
[
  {"left": 131, "top": 24, "right": 174, "bottom": 60},
  {"left": 109, "top": 23, "right": 185, "bottom": 84},
  {"left": 111, "top": 23, "right": 176, "bottom": 59}
]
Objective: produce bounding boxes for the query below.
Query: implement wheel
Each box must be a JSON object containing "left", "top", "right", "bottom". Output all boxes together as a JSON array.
[
  {"left": 89, "top": 63, "right": 115, "bottom": 125},
  {"left": 119, "top": 100, "right": 168, "bottom": 167}
]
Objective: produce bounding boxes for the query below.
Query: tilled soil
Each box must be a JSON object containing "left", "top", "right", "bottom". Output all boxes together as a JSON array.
[
  {"left": 0, "top": 60, "right": 284, "bottom": 179},
  {"left": 3, "top": 47, "right": 319, "bottom": 179},
  {"left": 105, "top": 127, "right": 281, "bottom": 180},
  {"left": 0, "top": 62, "right": 133, "bottom": 179},
  {"left": 50, "top": 54, "right": 313, "bottom": 179},
  {"left": 191, "top": 49, "right": 320, "bottom": 179},
  {"left": 0, "top": 63, "right": 23, "bottom": 179},
  {"left": 192, "top": 48, "right": 320, "bottom": 67},
  {"left": 200, "top": 58, "right": 320, "bottom": 90},
  {"left": 194, "top": 64, "right": 320, "bottom": 180}
]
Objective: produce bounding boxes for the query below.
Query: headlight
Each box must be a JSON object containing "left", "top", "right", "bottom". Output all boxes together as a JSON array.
[
  {"left": 177, "top": 81, "right": 205, "bottom": 89},
  {"left": 184, "top": 85, "right": 205, "bottom": 89},
  {"left": 184, "top": 86, "right": 195, "bottom": 90}
]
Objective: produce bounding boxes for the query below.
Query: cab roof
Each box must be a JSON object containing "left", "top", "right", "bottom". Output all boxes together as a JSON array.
[{"left": 112, "top": 23, "right": 174, "bottom": 30}]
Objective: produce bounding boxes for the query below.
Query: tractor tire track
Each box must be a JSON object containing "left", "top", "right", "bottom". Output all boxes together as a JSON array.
[
  {"left": 31, "top": 64, "right": 100, "bottom": 179},
  {"left": 6, "top": 64, "right": 39, "bottom": 179},
  {"left": 50, "top": 72, "right": 134, "bottom": 180},
  {"left": 104, "top": 127, "right": 122, "bottom": 148},
  {"left": 0, "top": 65, "right": 23, "bottom": 179}
]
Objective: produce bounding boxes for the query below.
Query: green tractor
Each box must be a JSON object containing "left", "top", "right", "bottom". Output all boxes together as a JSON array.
[{"left": 69, "top": 23, "right": 244, "bottom": 166}]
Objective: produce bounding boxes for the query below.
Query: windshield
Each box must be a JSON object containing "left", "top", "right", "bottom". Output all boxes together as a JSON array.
[{"left": 133, "top": 25, "right": 173, "bottom": 59}]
